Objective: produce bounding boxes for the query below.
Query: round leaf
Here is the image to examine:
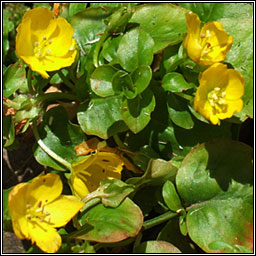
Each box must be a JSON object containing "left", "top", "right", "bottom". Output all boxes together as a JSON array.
[
  {"left": 162, "top": 72, "right": 195, "bottom": 92},
  {"left": 131, "top": 66, "right": 152, "bottom": 94},
  {"left": 75, "top": 198, "right": 143, "bottom": 243},
  {"left": 90, "top": 65, "right": 117, "bottom": 97},
  {"left": 134, "top": 240, "right": 181, "bottom": 253},
  {"left": 117, "top": 28, "right": 154, "bottom": 72},
  {"left": 130, "top": 3, "right": 188, "bottom": 53},
  {"left": 122, "top": 88, "right": 156, "bottom": 134},
  {"left": 77, "top": 95, "right": 128, "bottom": 139}
]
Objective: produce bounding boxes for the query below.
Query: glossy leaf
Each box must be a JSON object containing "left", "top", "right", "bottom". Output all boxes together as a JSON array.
[
  {"left": 162, "top": 72, "right": 195, "bottom": 93},
  {"left": 162, "top": 180, "right": 182, "bottom": 212},
  {"left": 68, "top": 3, "right": 87, "bottom": 18},
  {"left": 117, "top": 28, "right": 154, "bottom": 72},
  {"left": 3, "top": 115, "right": 15, "bottom": 147},
  {"left": 77, "top": 95, "right": 128, "bottom": 139},
  {"left": 130, "top": 3, "right": 188, "bottom": 53},
  {"left": 167, "top": 93, "right": 194, "bottom": 130},
  {"left": 112, "top": 70, "right": 136, "bottom": 99},
  {"left": 3, "top": 62, "right": 28, "bottom": 98},
  {"left": 82, "top": 179, "right": 135, "bottom": 208},
  {"left": 34, "top": 107, "right": 86, "bottom": 170},
  {"left": 122, "top": 88, "right": 156, "bottom": 134},
  {"left": 90, "top": 65, "right": 117, "bottom": 97},
  {"left": 221, "top": 17, "right": 253, "bottom": 121},
  {"left": 126, "top": 158, "right": 177, "bottom": 187},
  {"left": 134, "top": 240, "right": 181, "bottom": 253},
  {"left": 74, "top": 198, "right": 143, "bottom": 243},
  {"left": 176, "top": 139, "right": 253, "bottom": 253},
  {"left": 131, "top": 66, "right": 152, "bottom": 94},
  {"left": 101, "top": 36, "right": 122, "bottom": 63}
]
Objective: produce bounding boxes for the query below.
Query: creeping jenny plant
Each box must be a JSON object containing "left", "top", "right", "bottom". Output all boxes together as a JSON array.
[
  {"left": 8, "top": 173, "right": 84, "bottom": 253},
  {"left": 3, "top": 3, "right": 253, "bottom": 254},
  {"left": 15, "top": 7, "right": 77, "bottom": 79}
]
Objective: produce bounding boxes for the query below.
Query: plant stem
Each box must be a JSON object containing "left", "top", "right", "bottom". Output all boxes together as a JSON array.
[
  {"left": 174, "top": 92, "right": 193, "bottom": 102},
  {"left": 32, "top": 120, "right": 73, "bottom": 171},
  {"left": 36, "top": 92, "right": 79, "bottom": 102},
  {"left": 142, "top": 211, "right": 178, "bottom": 230},
  {"left": 58, "top": 70, "right": 74, "bottom": 90},
  {"left": 93, "top": 32, "right": 109, "bottom": 68},
  {"left": 27, "top": 69, "right": 35, "bottom": 94},
  {"left": 113, "top": 134, "right": 129, "bottom": 150}
]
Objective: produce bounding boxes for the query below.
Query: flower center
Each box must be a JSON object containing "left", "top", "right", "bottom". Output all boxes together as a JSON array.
[
  {"left": 200, "top": 30, "right": 215, "bottom": 55},
  {"left": 33, "top": 35, "right": 52, "bottom": 59},
  {"left": 26, "top": 200, "right": 52, "bottom": 224},
  {"left": 208, "top": 87, "right": 227, "bottom": 114}
]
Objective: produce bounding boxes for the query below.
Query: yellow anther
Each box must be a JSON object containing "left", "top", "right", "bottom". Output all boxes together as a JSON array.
[
  {"left": 26, "top": 204, "right": 31, "bottom": 209},
  {"left": 48, "top": 40, "right": 52, "bottom": 44},
  {"left": 218, "top": 99, "right": 226, "bottom": 105},
  {"left": 34, "top": 42, "right": 39, "bottom": 47},
  {"left": 37, "top": 201, "right": 42, "bottom": 208},
  {"left": 211, "top": 93, "right": 218, "bottom": 100},
  {"left": 221, "top": 91, "right": 226, "bottom": 98},
  {"left": 214, "top": 87, "right": 221, "bottom": 92},
  {"left": 43, "top": 36, "right": 47, "bottom": 40}
]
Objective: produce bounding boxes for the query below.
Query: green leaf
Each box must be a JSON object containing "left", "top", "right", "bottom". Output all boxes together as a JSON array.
[
  {"left": 77, "top": 95, "right": 128, "bottom": 139},
  {"left": 3, "top": 115, "right": 15, "bottom": 147},
  {"left": 130, "top": 3, "right": 188, "bottom": 53},
  {"left": 74, "top": 198, "right": 143, "bottom": 243},
  {"left": 126, "top": 158, "right": 177, "bottom": 187},
  {"left": 101, "top": 35, "right": 122, "bottom": 63},
  {"left": 221, "top": 17, "right": 253, "bottom": 121},
  {"left": 90, "top": 65, "right": 117, "bottom": 97},
  {"left": 134, "top": 240, "right": 181, "bottom": 253},
  {"left": 3, "top": 9, "right": 14, "bottom": 37},
  {"left": 34, "top": 107, "right": 86, "bottom": 170},
  {"left": 122, "top": 88, "right": 156, "bottom": 134},
  {"left": 117, "top": 28, "right": 154, "bottom": 72},
  {"left": 162, "top": 72, "right": 195, "bottom": 93},
  {"left": 176, "top": 139, "right": 253, "bottom": 253},
  {"left": 3, "top": 62, "right": 28, "bottom": 98},
  {"left": 112, "top": 70, "right": 136, "bottom": 99},
  {"left": 131, "top": 66, "right": 152, "bottom": 94},
  {"left": 69, "top": 3, "right": 87, "bottom": 18},
  {"left": 82, "top": 179, "right": 135, "bottom": 208},
  {"left": 167, "top": 93, "right": 194, "bottom": 129},
  {"left": 162, "top": 180, "right": 182, "bottom": 212}
]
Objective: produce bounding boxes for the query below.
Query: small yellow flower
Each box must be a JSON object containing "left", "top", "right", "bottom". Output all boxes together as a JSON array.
[
  {"left": 184, "top": 12, "right": 233, "bottom": 66},
  {"left": 71, "top": 152, "right": 124, "bottom": 199},
  {"left": 8, "top": 173, "right": 84, "bottom": 253},
  {"left": 194, "top": 63, "right": 244, "bottom": 125},
  {"left": 16, "top": 7, "right": 77, "bottom": 79}
]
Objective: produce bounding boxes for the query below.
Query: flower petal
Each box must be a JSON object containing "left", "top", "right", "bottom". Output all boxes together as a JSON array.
[
  {"left": 184, "top": 12, "right": 202, "bottom": 63},
  {"left": 217, "top": 99, "right": 243, "bottom": 120},
  {"left": 44, "top": 195, "right": 84, "bottom": 227},
  {"left": 16, "top": 18, "right": 34, "bottom": 57},
  {"left": 23, "top": 7, "right": 57, "bottom": 43},
  {"left": 71, "top": 174, "right": 90, "bottom": 199},
  {"left": 27, "top": 173, "right": 63, "bottom": 208},
  {"left": 225, "top": 69, "right": 245, "bottom": 100},
  {"left": 72, "top": 152, "right": 124, "bottom": 199},
  {"left": 20, "top": 56, "right": 49, "bottom": 79},
  {"left": 47, "top": 17, "right": 75, "bottom": 56},
  {"left": 28, "top": 221, "right": 61, "bottom": 253}
]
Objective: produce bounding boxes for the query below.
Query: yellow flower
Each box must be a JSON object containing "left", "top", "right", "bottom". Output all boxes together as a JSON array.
[
  {"left": 16, "top": 7, "right": 77, "bottom": 79},
  {"left": 71, "top": 152, "right": 124, "bottom": 199},
  {"left": 8, "top": 173, "right": 84, "bottom": 253},
  {"left": 194, "top": 63, "right": 244, "bottom": 125},
  {"left": 184, "top": 12, "right": 233, "bottom": 66}
]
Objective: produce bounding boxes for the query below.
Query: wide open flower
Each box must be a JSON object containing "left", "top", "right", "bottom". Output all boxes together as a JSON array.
[
  {"left": 8, "top": 173, "right": 84, "bottom": 253},
  {"left": 194, "top": 63, "right": 244, "bottom": 125},
  {"left": 16, "top": 7, "right": 77, "bottom": 79},
  {"left": 71, "top": 152, "right": 124, "bottom": 200},
  {"left": 184, "top": 12, "right": 233, "bottom": 66}
]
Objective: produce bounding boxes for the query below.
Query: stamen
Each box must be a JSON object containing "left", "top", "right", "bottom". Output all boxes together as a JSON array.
[
  {"left": 48, "top": 40, "right": 52, "bottom": 44},
  {"left": 47, "top": 49, "right": 51, "bottom": 54},
  {"left": 41, "top": 205, "right": 45, "bottom": 213},
  {"left": 43, "top": 36, "right": 47, "bottom": 40},
  {"left": 37, "top": 201, "right": 42, "bottom": 208},
  {"left": 200, "top": 33, "right": 206, "bottom": 38},
  {"left": 38, "top": 51, "right": 42, "bottom": 56},
  {"left": 221, "top": 91, "right": 226, "bottom": 97},
  {"left": 34, "top": 42, "right": 39, "bottom": 47},
  {"left": 211, "top": 93, "right": 218, "bottom": 100},
  {"left": 214, "top": 87, "right": 220, "bottom": 92},
  {"left": 218, "top": 99, "right": 226, "bottom": 105},
  {"left": 27, "top": 215, "right": 32, "bottom": 220},
  {"left": 26, "top": 204, "right": 31, "bottom": 209}
]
